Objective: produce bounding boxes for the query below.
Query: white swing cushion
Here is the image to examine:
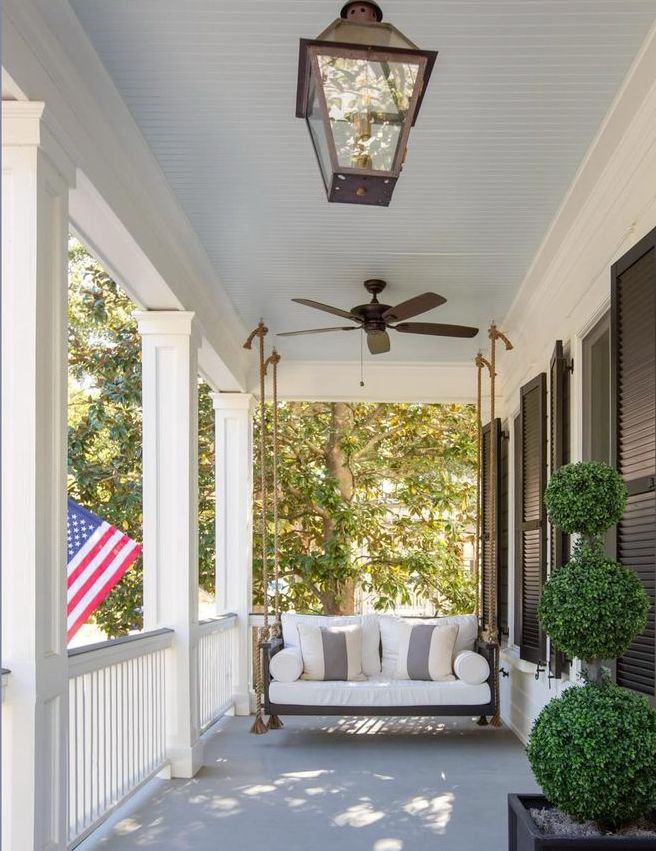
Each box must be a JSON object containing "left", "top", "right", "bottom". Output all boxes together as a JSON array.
[
  {"left": 453, "top": 650, "right": 490, "bottom": 685},
  {"left": 282, "top": 613, "right": 381, "bottom": 676},
  {"left": 268, "top": 675, "right": 490, "bottom": 708},
  {"left": 380, "top": 614, "right": 478, "bottom": 677},
  {"left": 269, "top": 646, "right": 304, "bottom": 683}
]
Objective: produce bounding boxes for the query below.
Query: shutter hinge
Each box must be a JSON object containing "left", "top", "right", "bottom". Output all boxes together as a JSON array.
[
  {"left": 535, "top": 660, "right": 546, "bottom": 680},
  {"left": 566, "top": 358, "right": 574, "bottom": 373}
]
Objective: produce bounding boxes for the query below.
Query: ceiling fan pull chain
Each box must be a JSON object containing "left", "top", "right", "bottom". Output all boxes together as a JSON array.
[{"left": 360, "top": 327, "right": 365, "bottom": 387}]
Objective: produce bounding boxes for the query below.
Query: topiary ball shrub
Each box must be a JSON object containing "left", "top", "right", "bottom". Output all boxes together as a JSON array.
[
  {"left": 538, "top": 541, "right": 649, "bottom": 661},
  {"left": 527, "top": 681, "right": 656, "bottom": 829},
  {"left": 544, "top": 461, "right": 627, "bottom": 536}
]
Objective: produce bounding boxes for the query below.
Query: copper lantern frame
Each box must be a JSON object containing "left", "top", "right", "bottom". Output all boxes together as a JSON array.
[{"left": 296, "top": 4, "right": 438, "bottom": 206}]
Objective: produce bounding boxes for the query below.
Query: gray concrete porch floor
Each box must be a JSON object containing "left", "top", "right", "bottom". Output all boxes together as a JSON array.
[{"left": 90, "top": 715, "right": 539, "bottom": 851}]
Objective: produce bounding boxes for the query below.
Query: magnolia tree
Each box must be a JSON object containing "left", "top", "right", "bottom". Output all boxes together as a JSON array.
[{"left": 253, "top": 400, "right": 478, "bottom": 616}]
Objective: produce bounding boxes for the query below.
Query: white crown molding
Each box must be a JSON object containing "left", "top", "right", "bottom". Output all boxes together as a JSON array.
[{"left": 3, "top": 0, "right": 247, "bottom": 389}]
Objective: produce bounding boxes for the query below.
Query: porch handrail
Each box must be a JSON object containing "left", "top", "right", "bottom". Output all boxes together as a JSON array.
[
  {"left": 68, "top": 628, "right": 174, "bottom": 677},
  {"left": 197, "top": 612, "right": 238, "bottom": 634}
]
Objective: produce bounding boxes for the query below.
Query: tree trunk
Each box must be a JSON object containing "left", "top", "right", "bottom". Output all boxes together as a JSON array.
[{"left": 321, "top": 403, "right": 356, "bottom": 615}]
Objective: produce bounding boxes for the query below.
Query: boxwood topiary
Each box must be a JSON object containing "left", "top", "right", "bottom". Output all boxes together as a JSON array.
[
  {"left": 527, "top": 680, "right": 656, "bottom": 829},
  {"left": 538, "top": 540, "right": 649, "bottom": 662},
  {"left": 544, "top": 461, "right": 627, "bottom": 536},
  {"left": 529, "top": 459, "right": 656, "bottom": 830}
]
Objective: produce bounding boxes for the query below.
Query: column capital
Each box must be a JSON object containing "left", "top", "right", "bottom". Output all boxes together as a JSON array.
[
  {"left": 211, "top": 391, "right": 255, "bottom": 413},
  {"left": 2, "top": 101, "right": 76, "bottom": 186},
  {"left": 135, "top": 310, "right": 200, "bottom": 344}
]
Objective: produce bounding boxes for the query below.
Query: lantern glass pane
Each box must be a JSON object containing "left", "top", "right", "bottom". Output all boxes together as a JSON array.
[
  {"left": 306, "top": 78, "right": 332, "bottom": 189},
  {"left": 317, "top": 54, "right": 419, "bottom": 173}
]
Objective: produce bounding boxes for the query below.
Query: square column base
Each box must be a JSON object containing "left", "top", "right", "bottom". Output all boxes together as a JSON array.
[{"left": 168, "top": 740, "right": 204, "bottom": 778}]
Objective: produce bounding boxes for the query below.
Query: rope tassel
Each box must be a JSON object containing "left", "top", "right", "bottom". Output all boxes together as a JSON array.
[
  {"left": 267, "top": 714, "right": 284, "bottom": 730},
  {"left": 250, "top": 711, "right": 268, "bottom": 735}
]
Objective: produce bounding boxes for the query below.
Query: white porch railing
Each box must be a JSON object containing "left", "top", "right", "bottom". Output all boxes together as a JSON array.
[
  {"left": 197, "top": 613, "right": 237, "bottom": 732},
  {"left": 67, "top": 628, "right": 174, "bottom": 847}
]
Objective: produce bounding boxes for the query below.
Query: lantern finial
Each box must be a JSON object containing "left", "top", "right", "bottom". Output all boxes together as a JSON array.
[{"left": 340, "top": 2, "right": 383, "bottom": 23}]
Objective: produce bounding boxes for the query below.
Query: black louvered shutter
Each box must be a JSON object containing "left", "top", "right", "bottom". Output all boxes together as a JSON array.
[
  {"left": 611, "top": 228, "right": 656, "bottom": 700},
  {"left": 481, "top": 419, "right": 508, "bottom": 633},
  {"left": 549, "top": 341, "right": 570, "bottom": 677},
  {"left": 515, "top": 373, "right": 548, "bottom": 663}
]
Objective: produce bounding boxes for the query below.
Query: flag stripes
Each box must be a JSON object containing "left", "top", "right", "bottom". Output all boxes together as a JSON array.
[{"left": 67, "top": 499, "right": 141, "bottom": 641}]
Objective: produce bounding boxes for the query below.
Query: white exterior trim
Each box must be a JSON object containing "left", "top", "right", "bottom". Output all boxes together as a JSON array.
[{"left": 2, "top": 100, "right": 73, "bottom": 851}]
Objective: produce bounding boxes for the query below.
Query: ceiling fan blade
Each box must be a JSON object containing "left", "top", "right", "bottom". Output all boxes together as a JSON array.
[
  {"left": 367, "top": 330, "right": 391, "bottom": 354},
  {"left": 382, "top": 292, "right": 447, "bottom": 323},
  {"left": 292, "top": 298, "right": 360, "bottom": 322},
  {"left": 277, "top": 326, "right": 358, "bottom": 337},
  {"left": 394, "top": 322, "right": 479, "bottom": 338}
]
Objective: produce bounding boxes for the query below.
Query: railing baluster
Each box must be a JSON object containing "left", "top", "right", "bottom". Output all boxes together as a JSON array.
[{"left": 66, "top": 621, "right": 234, "bottom": 845}]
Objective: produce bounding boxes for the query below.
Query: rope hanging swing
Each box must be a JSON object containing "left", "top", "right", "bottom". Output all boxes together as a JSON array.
[
  {"left": 474, "top": 323, "right": 513, "bottom": 728},
  {"left": 244, "top": 318, "right": 510, "bottom": 731},
  {"left": 244, "top": 321, "right": 283, "bottom": 734}
]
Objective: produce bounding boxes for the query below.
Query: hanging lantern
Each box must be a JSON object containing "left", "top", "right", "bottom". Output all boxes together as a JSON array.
[{"left": 296, "top": 1, "right": 437, "bottom": 206}]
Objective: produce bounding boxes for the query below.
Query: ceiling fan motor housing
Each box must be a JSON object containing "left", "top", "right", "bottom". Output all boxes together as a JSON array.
[{"left": 352, "top": 280, "right": 391, "bottom": 331}]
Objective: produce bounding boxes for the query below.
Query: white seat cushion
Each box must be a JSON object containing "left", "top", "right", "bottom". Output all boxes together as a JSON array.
[
  {"left": 282, "top": 613, "right": 381, "bottom": 676},
  {"left": 379, "top": 614, "right": 478, "bottom": 677},
  {"left": 269, "top": 675, "right": 490, "bottom": 708}
]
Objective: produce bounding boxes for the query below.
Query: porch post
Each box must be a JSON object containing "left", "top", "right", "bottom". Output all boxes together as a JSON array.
[
  {"left": 1, "top": 102, "right": 75, "bottom": 850},
  {"left": 136, "top": 311, "right": 203, "bottom": 777},
  {"left": 212, "top": 392, "right": 254, "bottom": 716}
]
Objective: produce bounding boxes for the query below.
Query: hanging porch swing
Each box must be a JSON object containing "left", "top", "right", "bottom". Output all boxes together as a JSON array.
[{"left": 243, "top": 321, "right": 512, "bottom": 733}]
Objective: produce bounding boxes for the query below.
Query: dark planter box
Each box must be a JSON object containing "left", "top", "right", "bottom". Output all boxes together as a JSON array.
[{"left": 508, "top": 794, "right": 656, "bottom": 850}]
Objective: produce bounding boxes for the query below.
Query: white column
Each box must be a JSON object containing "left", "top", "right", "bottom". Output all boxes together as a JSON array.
[
  {"left": 136, "top": 311, "right": 203, "bottom": 777},
  {"left": 212, "top": 392, "right": 254, "bottom": 716},
  {"left": 1, "top": 102, "right": 75, "bottom": 850}
]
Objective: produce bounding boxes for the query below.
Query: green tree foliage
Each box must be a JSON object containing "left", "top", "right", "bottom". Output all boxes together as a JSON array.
[
  {"left": 253, "top": 400, "right": 477, "bottom": 616},
  {"left": 67, "top": 238, "right": 215, "bottom": 638},
  {"left": 68, "top": 240, "right": 477, "bottom": 633}
]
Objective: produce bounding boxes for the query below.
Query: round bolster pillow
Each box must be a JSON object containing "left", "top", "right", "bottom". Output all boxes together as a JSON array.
[
  {"left": 269, "top": 646, "right": 304, "bottom": 683},
  {"left": 453, "top": 650, "right": 490, "bottom": 685}
]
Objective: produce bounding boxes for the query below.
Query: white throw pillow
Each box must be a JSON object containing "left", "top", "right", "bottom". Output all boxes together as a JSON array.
[
  {"left": 269, "top": 647, "right": 303, "bottom": 683},
  {"left": 453, "top": 650, "right": 490, "bottom": 685},
  {"left": 281, "top": 612, "right": 381, "bottom": 676},
  {"left": 395, "top": 622, "right": 459, "bottom": 681},
  {"left": 380, "top": 614, "right": 478, "bottom": 677},
  {"left": 297, "top": 623, "right": 366, "bottom": 681}
]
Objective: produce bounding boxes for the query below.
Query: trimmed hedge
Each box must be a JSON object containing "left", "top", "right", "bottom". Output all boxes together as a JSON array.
[
  {"left": 544, "top": 462, "right": 626, "bottom": 536},
  {"left": 527, "top": 681, "right": 656, "bottom": 829}
]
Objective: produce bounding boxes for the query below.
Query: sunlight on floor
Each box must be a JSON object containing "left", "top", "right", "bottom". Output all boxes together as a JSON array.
[{"left": 86, "top": 715, "right": 538, "bottom": 851}]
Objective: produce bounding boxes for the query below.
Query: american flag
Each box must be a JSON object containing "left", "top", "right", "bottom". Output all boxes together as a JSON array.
[{"left": 67, "top": 498, "right": 141, "bottom": 641}]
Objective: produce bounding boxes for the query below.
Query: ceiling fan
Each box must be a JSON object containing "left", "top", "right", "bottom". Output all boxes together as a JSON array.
[{"left": 278, "top": 279, "right": 479, "bottom": 354}]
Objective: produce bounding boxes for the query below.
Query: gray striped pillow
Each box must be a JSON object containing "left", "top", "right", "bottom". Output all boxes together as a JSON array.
[
  {"left": 395, "top": 622, "right": 459, "bottom": 681},
  {"left": 297, "top": 623, "right": 365, "bottom": 681}
]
